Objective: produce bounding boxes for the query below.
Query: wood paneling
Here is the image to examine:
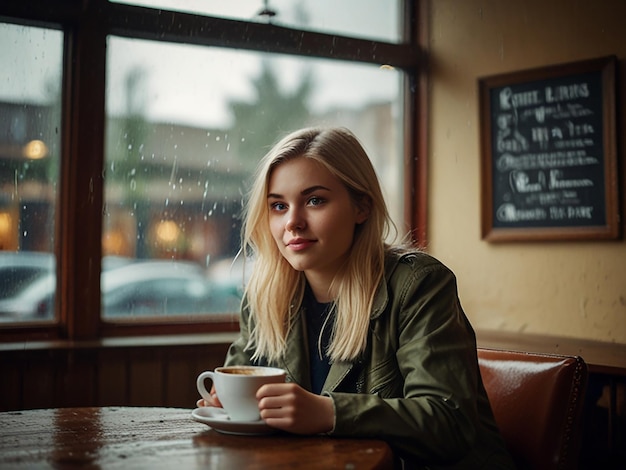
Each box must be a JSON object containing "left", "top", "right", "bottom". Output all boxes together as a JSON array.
[
  {"left": 0, "top": 340, "right": 231, "bottom": 411},
  {"left": 98, "top": 349, "right": 128, "bottom": 406}
]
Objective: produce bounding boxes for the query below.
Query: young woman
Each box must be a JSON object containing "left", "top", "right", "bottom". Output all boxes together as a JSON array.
[{"left": 199, "top": 127, "right": 514, "bottom": 468}]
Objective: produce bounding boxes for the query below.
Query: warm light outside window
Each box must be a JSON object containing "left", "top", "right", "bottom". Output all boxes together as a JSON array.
[
  {"left": 0, "top": 23, "right": 62, "bottom": 323},
  {"left": 103, "top": 36, "right": 404, "bottom": 319}
]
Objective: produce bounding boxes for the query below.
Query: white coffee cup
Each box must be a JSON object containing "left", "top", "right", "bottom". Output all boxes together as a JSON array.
[{"left": 196, "top": 365, "right": 286, "bottom": 422}]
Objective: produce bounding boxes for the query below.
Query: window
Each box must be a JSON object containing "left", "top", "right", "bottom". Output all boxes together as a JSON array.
[
  {"left": 0, "top": 0, "right": 422, "bottom": 340},
  {"left": 0, "top": 23, "right": 62, "bottom": 324},
  {"left": 104, "top": 37, "right": 403, "bottom": 320}
]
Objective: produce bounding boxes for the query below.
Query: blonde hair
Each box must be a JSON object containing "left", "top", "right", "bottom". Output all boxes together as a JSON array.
[{"left": 242, "top": 127, "right": 395, "bottom": 363}]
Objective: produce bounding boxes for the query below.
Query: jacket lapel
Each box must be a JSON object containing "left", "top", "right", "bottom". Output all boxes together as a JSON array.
[
  {"left": 323, "top": 361, "right": 353, "bottom": 392},
  {"left": 323, "top": 268, "right": 390, "bottom": 393},
  {"left": 279, "top": 309, "right": 312, "bottom": 390},
  {"left": 280, "top": 307, "right": 352, "bottom": 393}
]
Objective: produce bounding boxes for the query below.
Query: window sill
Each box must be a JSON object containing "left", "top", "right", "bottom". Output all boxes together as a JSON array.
[{"left": 0, "top": 331, "right": 239, "bottom": 352}]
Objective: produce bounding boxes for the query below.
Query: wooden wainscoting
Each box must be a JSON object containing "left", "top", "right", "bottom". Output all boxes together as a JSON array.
[{"left": 0, "top": 333, "right": 237, "bottom": 411}]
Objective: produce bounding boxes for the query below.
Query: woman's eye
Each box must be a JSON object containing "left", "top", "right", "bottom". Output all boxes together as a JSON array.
[
  {"left": 270, "top": 202, "right": 287, "bottom": 211},
  {"left": 308, "top": 197, "right": 324, "bottom": 206}
]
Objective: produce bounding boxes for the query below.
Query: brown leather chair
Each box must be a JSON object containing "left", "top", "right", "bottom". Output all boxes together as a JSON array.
[{"left": 477, "top": 348, "right": 588, "bottom": 470}]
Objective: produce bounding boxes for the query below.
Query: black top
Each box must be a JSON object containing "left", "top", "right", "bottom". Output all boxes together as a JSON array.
[{"left": 303, "top": 284, "right": 334, "bottom": 395}]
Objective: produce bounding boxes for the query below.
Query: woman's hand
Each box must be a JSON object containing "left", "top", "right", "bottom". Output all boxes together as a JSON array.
[
  {"left": 256, "top": 382, "right": 335, "bottom": 435},
  {"left": 196, "top": 385, "right": 223, "bottom": 408}
]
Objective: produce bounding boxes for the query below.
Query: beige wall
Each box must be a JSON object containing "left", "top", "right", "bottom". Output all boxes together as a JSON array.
[{"left": 426, "top": 0, "right": 626, "bottom": 343}]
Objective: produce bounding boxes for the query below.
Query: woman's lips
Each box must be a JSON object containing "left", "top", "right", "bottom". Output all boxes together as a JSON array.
[{"left": 286, "top": 238, "right": 315, "bottom": 251}]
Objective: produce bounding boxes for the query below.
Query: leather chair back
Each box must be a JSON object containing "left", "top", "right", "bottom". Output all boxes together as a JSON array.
[{"left": 477, "top": 348, "right": 588, "bottom": 470}]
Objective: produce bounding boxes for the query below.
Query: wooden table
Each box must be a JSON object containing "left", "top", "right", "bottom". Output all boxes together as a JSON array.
[{"left": 0, "top": 407, "right": 394, "bottom": 469}]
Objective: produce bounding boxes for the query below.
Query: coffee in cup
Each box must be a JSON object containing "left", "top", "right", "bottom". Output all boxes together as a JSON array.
[{"left": 196, "top": 365, "right": 286, "bottom": 422}]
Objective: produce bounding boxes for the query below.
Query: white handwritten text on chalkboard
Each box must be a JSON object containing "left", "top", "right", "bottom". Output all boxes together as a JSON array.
[{"left": 489, "top": 71, "right": 606, "bottom": 229}]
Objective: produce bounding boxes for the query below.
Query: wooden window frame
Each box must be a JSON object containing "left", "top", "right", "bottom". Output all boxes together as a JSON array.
[{"left": 0, "top": 0, "right": 427, "bottom": 342}]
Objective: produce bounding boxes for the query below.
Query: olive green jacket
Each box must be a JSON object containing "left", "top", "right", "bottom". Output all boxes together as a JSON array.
[{"left": 225, "top": 250, "right": 514, "bottom": 469}]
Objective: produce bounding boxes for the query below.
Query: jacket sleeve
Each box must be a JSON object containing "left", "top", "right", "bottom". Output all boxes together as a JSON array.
[{"left": 327, "top": 255, "right": 483, "bottom": 465}]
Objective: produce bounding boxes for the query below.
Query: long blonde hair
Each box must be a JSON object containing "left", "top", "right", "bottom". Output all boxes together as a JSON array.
[{"left": 242, "top": 127, "right": 395, "bottom": 363}]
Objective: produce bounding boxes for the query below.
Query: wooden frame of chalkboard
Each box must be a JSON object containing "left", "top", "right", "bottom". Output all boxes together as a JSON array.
[{"left": 479, "top": 56, "right": 619, "bottom": 242}]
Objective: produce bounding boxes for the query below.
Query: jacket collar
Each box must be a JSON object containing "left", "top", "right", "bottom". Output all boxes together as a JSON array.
[{"left": 370, "top": 251, "right": 398, "bottom": 320}]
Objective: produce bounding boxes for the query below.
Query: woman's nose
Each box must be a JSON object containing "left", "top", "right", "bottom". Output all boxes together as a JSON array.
[{"left": 285, "top": 210, "right": 305, "bottom": 232}]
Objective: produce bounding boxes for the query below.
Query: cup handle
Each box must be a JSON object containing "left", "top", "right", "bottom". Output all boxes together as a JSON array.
[{"left": 196, "top": 371, "right": 215, "bottom": 402}]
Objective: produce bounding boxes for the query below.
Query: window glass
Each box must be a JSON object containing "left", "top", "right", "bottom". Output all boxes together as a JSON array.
[
  {"left": 104, "top": 36, "right": 403, "bottom": 319},
  {"left": 109, "top": 0, "right": 402, "bottom": 43},
  {"left": 0, "top": 23, "right": 62, "bottom": 323},
  {"left": 103, "top": 263, "right": 239, "bottom": 317}
]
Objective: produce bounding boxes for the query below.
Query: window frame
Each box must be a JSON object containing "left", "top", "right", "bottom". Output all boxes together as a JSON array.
[{"left": 0, "top": 0, "right": 427, "bottom": 342}]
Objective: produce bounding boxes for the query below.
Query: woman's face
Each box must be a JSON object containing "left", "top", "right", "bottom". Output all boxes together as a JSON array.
[{"left": 267, "top": 156, "right": 367, "bottom": 287}]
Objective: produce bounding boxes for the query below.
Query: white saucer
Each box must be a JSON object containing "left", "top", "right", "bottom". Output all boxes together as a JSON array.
[{"left": 191, "top": 407, "right": 275, "bottom": 435}]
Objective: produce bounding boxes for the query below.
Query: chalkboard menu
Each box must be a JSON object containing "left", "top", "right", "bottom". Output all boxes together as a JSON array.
[{"left": 479, "top": 56, "right": 619, "bottom": 241}]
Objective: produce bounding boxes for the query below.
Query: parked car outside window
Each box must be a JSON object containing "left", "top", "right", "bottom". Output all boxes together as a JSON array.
[
  {"left": 0, "top": 256, "right": 240, "bottom": 321},
  {"left": 0, "top": 251, "right": 54, "bottom": 301}
]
